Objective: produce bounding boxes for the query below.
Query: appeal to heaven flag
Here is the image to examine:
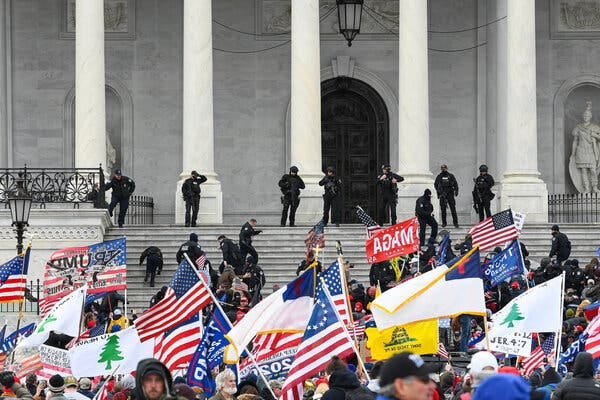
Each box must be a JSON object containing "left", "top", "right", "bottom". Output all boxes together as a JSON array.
[
  {"left": 366, "top": 319, "right": 438, "bottom": 360},
  {"left": 0, "top": 246, "right": 30, "bottom": 303},
  {"left": 488, "top": 274, "right": 563, "bottom": 337},
  {"left": 223, "top": 267, "right": 315, "bottom": 363},
  {"left": 371, "top": 247, "right": 486, "bottom": 329},
  {"left": 40, "top": 238, "right": 127, "bottom": 317},
  {"left": 18, "top": 285, "right": 87, "bottom": 348},
  {"left": 69, "top": 326, "right": 153, "bottom": 377}
]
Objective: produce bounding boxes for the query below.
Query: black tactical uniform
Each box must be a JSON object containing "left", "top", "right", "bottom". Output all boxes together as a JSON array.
[
  {"left": 139, "top": 246, "right": 163, "bottom": 287},
  {"left": 549, "top": 224, "right": 571, "bottom": 263},
  {"left": 415, "top": 189, "right": 438, "bottom": 247},
  {"left": 377, "top": 164, "right": 404, "bottom": 225},
  {"left": 473, "top": 164, "right": 495, "bottom": 222},
  {"left": 434, "top": 164, "right": 459, "bottom": 228},
  {"left": 105, "top": 169, "right": 136, "bottom": 228},
  {"left": 318, "top": 167, "right": 342, "bottom": 226},
  {"left": 239, "top": 219, "right": 262, "bottom": 263},
  {"left": 279, "top": 166, "right": 305, "bottom": 227},
  {"left": 218, "top": 235, "right": 243, "bottom": 275},
  {"left": 182, "top": 170, "right": 207, "bottom": 227}
]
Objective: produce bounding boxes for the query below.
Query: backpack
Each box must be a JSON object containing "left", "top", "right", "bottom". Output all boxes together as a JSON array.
[{"left": 343, "top": 386, "right": 376, "bottom": 400}]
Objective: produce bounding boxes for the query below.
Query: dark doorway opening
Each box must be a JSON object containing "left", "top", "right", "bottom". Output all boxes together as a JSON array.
[{"left": 321, "top": 78, "right": 389, "bottom": 223}]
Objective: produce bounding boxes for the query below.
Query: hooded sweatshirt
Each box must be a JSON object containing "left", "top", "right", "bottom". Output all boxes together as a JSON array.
[
  {"left": 320, "top": 370, "right": 365, "bottom": 400},
  {"left": 134, "top": 358, "right": 174, "bottom": 400},
  {"left": 553, "top": 352, "right": 600, "bottom": 400}
]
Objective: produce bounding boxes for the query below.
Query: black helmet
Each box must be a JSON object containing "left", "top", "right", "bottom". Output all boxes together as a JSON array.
[
  {"left": 382, "top": 164, "right": 391, "bottom": 170},
  {"left": 326, "top": 166, "right": 335, "bottom": 173},
  {"left": 479, "top": 164, "right": 488, "bottom": 173},
  {"left": 290, "top": 166, "right": 299, "bottom": 174}
]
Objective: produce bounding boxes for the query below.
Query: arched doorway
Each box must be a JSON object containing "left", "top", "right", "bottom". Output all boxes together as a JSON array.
[{"left": 321, "top": 77, "right": 389, "bottom": 223}]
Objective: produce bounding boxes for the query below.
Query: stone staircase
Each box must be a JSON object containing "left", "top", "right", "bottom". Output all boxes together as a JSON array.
[{"left": 104, "top": 223, "right": 600, "bottom": 314}]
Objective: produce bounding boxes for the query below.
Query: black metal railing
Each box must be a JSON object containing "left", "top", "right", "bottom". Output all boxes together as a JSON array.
[
  {"left": 0, "top": 279, "right": 40, "bottom": 314},
  {"left": 111, "top": 195, "right": 154, "bottom": 225},
  {"left": 0, "top": 166, "right": 106, "bottom": 208},
  {"left": 548, "top": 193, "right": 600, "bottom": 223}
]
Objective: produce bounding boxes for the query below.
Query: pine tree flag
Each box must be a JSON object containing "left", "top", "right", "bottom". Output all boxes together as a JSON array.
[{"left": 69, "top": 326, "right": 153, "bottom": 377}]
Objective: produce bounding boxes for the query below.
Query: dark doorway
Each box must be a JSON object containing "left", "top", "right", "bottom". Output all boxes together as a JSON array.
[{"left": 321, "top": 78, "right": 389, "bottom": 223}]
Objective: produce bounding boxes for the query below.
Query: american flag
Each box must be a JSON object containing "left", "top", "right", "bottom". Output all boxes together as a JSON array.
[
  {"left": 319, "top": 261, "right": 351, "bottom": 326},
  {"left": 252, "top": 331, "right": 303, "bottom": 362},
  {"left": 135, "top": 259, "right": 212, "bottom": 342},
  {"left": 305, "top": 219, "right": 326, "bottom": 250},
  {"left": 14, "top": 353, "right": 43, "bottom": 378},
  {"left": 0, "top": 247, "right": 30, "bottom": 303},
  {"left": 0, "top": 324, "right": 5, "bottom": 368},
  {"left": 92, "top": 381, "right": 109, "bottom": 400},
  {"left": 438, "top": 342, "right": 449, "bottom": 360},
  {"left": 468, "top": 209, "right": 519, "bottom": 251},
  {"left": 521, "top": 333, "right": 555, "bottom": 376},
  {"left": 196, "top": 253, "right": 207, "bottom": 270},
  {"left": 356, "top": 206, "right": 382, "bottom": 238},
  {"left": 280, "top": 284, "right": 354, "bottom": 400},
  {"left": 585, "top": 314, "right": 600, "bottom": 358},
  {"left": 154, "top": 312, "right": 203, "bottom": 371},
  {"left": 66, "top": 322, "right": 107, "bottom": 349}
]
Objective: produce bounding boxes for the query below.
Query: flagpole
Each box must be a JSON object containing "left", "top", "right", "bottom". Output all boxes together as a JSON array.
[
  {"left": 554, "top": 273, "right": 566, "bottom": 367},
  {"left": 516, "top": 240, "right": 530, "bottom": 290},
  {"left": 335, "top": 241, "right": 359, "bottom": 347},
  {"left": 11, "top": 245, "right": 30, "bottom": 364},
  {"left": 483, "top": 314, "right": 491, "bottom": 351},
  {"left": 183, "top": 254, "right": 277, "bottom": 400},
  {"left": 320, "top": 279, "right": 370, "bottom": 384}
]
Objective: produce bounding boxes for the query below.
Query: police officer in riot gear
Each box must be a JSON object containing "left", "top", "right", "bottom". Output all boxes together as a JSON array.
[
  {"left": 105, "top": 168, "right": 135, "bottom": 228},
  {"left": 434, "top": 164, "right": 459, "bottom": 228},
  {"left": 415, "top": 189, "right": 438, "bottom": 248},
  {"left": 182, "top": 170, "right": 207, "bottom": 227},
  {"left": 279, "top": 166, "right": 305, "bottom": 227},
  {"left": 473, "top": 164, "right": 495, "bottom": 221},
  {"left": 377, "top": 164, "right": 404, "bottom": 226},
  {"left": 319, "top": 166, "right": 342, "bottom": 226}
]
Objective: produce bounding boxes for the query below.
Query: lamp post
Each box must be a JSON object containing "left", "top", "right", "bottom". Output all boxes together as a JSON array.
[
  {"left": 8, "top": 174, "right": 32, "bottom": 255},
  {"left": 336, "top": 0, "right": 363, "bottom": 47}
]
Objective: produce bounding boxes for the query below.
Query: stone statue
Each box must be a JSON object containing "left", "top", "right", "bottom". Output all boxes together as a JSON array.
[
  {"left": 569, "top": 101, "right": 600, "bottom": 193},
  {"left": 106, "top": 132, "right": 117, "bottom": 174}
]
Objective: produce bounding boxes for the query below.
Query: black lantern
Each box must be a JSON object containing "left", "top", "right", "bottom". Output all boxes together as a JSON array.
[
  {"left": 337, "top": 0, "right": 363, "bottom": 47},
  {"left": 8, "top": 174, "right": 32, "bottom": 254}
]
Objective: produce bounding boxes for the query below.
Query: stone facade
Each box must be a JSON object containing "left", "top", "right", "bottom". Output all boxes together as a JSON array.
[{"left": 2, "top": 0, "right": 599, "bottom": 223}]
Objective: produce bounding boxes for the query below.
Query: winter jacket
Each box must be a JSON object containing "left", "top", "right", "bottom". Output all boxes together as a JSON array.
[
  {"left": 321, "top": 370, "right": 362, "bottom": 400},
  {"left": 549, "top": 231, "right": 571, "bottom": 262},
  {"left": 105, "top": 176, "right": 135, "bottom": 199},
  {"left": 0, "top": 383, "right": 34, "bottom": 400},
  {"left": 134, "top": 358, "right": 175, "bottom": 400},
  {"left": 553, "top": 352, "right": 600, "bottom": 399}
]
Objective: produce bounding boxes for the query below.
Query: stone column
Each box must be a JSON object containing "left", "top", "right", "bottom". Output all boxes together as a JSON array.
[
  {"left": 289, "top": 0, "right": 323, "bottom": 223},
  {"left": 498, "top": 0, "right": 548, "bottom": 222},
  {"left": 396, "top": 0, "right": 434, "bottom": 220},
  {"left": 75, "top": 0, "right": 106, "bottom": 171},
  {"left": 175, "top": 0, "right": 222, "bottom": 224},
  {"left": 0, "top": 0, "right": 11, "bottom": 168}
]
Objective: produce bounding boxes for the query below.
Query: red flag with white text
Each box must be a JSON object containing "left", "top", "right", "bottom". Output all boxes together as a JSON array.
[{"left": 365, "top": 217, "right": 419, "bottom": 263}]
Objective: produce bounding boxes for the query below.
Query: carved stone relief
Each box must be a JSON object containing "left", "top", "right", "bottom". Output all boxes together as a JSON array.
[
  {"left": 257, "top": 0, "right": 397, "bottom": 40},
  {"left": 551, "top": 0, "right": 600, "bottom": 39},
  {"left": 60, "top": 0, "right": 136, "bottom": 40}
]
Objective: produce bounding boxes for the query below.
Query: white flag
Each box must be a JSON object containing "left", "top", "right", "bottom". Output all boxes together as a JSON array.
[
  {"left": 17, "top": 286, "right": 87, "bottom": 348},
  {"left": 490, "top": 275, "right": 563, "bottom": 335},
  {"left": 69, "top": 326, "right": 153, "bottom": 377}
]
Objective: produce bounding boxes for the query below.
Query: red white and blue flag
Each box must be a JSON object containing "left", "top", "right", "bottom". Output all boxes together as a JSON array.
[
  {"left": 40, "top": 238, "right": 127, "bottom": 317},
  {"left": 154, "top": 312, "right": 203, "bottom": 371},
  {"left": 280, "top": 284, "right": 354, "bottom": 400},
  {"left": 521, "top": 334, "right": 556, "bottom": 376},
  {"left": 135, "top": 259, "right": 211, "bottom": 342},
  {"left": 0, "top": 246, "right": 30, "bottom": 303},
  {"left": 469, "top": 209, "right": 519, "bottom": 252},
  {"left": 356, "top": 206, "right": 382, "bottom": 238},
  {"left": 319, "top": 261, "right": 351, "bottom": 326}
]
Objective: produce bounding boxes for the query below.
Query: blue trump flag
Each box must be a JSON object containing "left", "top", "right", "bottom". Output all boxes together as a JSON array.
[
  {"left": 481, "top": 240, "right": 524, "bottom": 287},
  {"left": 187, "top": 307, "right": 232, "bottom": 396},
  {"left": 557, "top": 333, "right": 587, "bottom": 375},
  {"left": 1, "top": 322, "right": 35, "bottom": 353},
  {"left": 436, "top": 232, "right": 451, "bottom": 264}
]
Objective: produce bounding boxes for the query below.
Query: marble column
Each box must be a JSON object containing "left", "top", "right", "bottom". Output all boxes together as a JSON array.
[
  {"left": 75, "top": 0, "right": 106, "bottom": 171},
  {"left": 0, "top": 0, "right": 11, "bottom": 168},
  {"left": 289, "top": 0, "right": 323, "bottom": 223},
  {"left": 396, "top": 0, "right": 434, "bottom": 220},
  {"left": 175, "top": 0, "right": 222, "bottom": 224},
  {"left": 498, "top": 0, "right": 548, "bottom": 222}
]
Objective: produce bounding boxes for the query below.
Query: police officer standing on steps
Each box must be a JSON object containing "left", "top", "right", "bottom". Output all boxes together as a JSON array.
[
  {"left": 377, "top": 164, "right": 404, "bottom": 226},
  {"left": 473, "top": 164, "right": 495, "bottom": 222},
  {"left": 415, "top": 189, "right": 438, "bottom": 248},
  {"left": 434, "top": 164, "right": 459, "bottom": 228},
  {"left": 279, "top": 166, "right": 305, "bottom": 227},
  {"left": 319, "top": 166, "right": 342, "bottom": 227},
  {"left": 182, "top": 170, "right": 207, "bottom": 227},
  {"left": 105, "top": 168, "right": 135, "bottom": 228}
]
